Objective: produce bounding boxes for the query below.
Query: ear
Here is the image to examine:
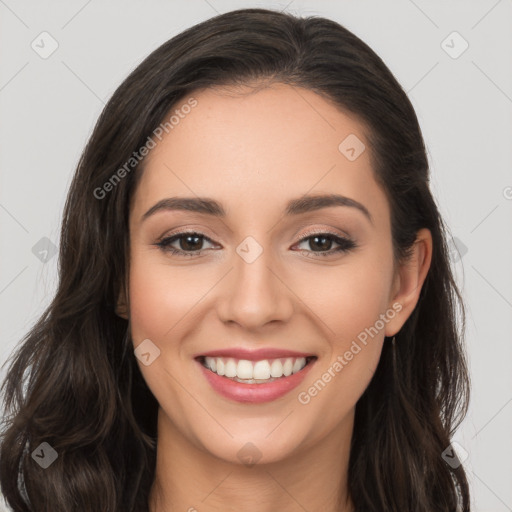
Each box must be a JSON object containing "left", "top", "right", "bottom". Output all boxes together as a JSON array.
[
  {"left": 115, "top": 282, "right": 129, "bottom": 319},
  {"left": 385, "top": 228, "right": 433, "bottom": 337}
]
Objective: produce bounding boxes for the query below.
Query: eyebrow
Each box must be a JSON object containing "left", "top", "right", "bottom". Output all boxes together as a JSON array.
[{"left": 141, "top": 193, "right": 373, "bottom": 224}]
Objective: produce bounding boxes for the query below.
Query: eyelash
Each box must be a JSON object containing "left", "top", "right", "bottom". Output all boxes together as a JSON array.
[{"left": 155, "top": 230, "right": 357, "bottom": 258}]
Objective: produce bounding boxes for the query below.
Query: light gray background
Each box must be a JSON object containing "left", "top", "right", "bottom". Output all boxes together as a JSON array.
[{"left": 1, "top": 1, "right": 511, "bottom": 511}]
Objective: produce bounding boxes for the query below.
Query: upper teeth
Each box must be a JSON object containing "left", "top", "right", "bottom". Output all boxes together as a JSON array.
[{"left": 203, "top": 357, "right": 308, "bottom": 380}]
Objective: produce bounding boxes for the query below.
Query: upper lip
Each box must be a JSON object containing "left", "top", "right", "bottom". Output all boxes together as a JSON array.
[{"left": 194, "top": 348, "right": 316, "bottom": 361}]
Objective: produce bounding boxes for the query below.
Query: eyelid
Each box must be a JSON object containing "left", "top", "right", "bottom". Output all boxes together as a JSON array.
[
  {"left": 295, "top": 227, "right": 352, "bottom": 240},
  {"left": 291, "top": 229, "right": 356, "bottom": 255},
  {"left": 160, "top": 225, "right": 352, "bottom": 244},
  {"left": 155, "top": 227, "right": 356, "bottom": 258},
  {"left": 158, "top": 226, "right": 220, "bottom": 243},
  {"left": 156, "top": 230, "right": 218, "bottom": 249}
]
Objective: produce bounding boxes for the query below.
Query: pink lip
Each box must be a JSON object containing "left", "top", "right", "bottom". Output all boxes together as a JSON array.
[
  {"left": 196, "top": 357, "right": 317, "bottom": 404},
  {"left": 194, "top": 347, "right": 315, "bottom": 361}
]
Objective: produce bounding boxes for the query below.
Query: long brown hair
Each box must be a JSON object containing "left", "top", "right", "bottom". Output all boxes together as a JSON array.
[{"left": 0, "top": 8, "right": 471, "bottom": 511}]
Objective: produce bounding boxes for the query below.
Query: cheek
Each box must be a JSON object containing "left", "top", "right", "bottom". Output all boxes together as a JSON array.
[
  {"left": 127, "top": 252, "right": 204, "bottom": 344},
  {"left": 302, "top": 253, "right": 394, "bottom": 345},
  {"left": 127, "top": 253, "right": 207, "bottom": 407},
  {"left": 295, "top": 263, "right": 391, "bottom": 436},
  {"left": 338, "top": 266, "right": 391, "bottom": 335},
  {"left": 297, "top": 249, "right": 393, "bottom": 405}
]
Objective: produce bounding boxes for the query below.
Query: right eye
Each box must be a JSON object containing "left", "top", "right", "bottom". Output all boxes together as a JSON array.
[{"left": 155, "top": 231, "right": 217, "bottom": 257}]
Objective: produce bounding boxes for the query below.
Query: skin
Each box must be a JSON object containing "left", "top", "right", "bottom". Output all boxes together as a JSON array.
[{"left": 116, "top": 82, "right": 432, "bottom": 512}]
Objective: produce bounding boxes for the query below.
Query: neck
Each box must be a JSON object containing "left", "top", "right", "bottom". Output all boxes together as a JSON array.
[{"left": 148, "top": 407, "right": 355, "bottom": 512}]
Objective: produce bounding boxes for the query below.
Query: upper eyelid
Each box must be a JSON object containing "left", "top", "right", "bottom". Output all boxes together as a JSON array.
[
  {"left": 160, "top": 229, "right": 353, "bottom": 250},
  {"left": 161, "top": 231, "right": 217, "bottom": 245},
  {"left": 298, "top": 227, "right": 351, "bottom": 239},
  {"left": 156, "top": 214, "right": 359, "bottom": 240}
]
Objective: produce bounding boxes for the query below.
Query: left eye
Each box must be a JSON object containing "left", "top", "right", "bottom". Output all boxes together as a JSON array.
[
  {"left": 155, "top": 231, "right": 356, "bottom": 257},
  {"left": 294, "top": 233, "right": 356, "bottom": 255}
]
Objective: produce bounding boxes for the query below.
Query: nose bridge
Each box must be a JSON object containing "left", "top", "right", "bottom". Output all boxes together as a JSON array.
[{"left": 217, "top": 235, "right": 294, "bottom": 329}]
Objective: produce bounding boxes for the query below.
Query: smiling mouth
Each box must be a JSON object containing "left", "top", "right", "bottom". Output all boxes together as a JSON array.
[{"left": 196, "top": 355, "right": 317, "bottom": 384}]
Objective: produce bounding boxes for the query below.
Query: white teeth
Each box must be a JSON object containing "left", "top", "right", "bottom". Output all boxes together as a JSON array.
[
  {"left": 205, "top": 356, "right": 216, "bottom": 372},
  {"left": 292, "top": 358, "right": 306, "bottom": 374},
  {"left": 270, "top": 359, "right": 283, "bottom": 378},
  {"left": 237, "top": 359, "right": 253, "bottom": 379},
  {"left": 283, "top": 358, "right": 293, "bottom": 376},
  {"left": 253, "top": 360, "right": 271, "bottom": 380},
  {"left": 216, "top": 358, "right": 225, "bottom": 376},
  {"left": 224, "top": 358, "right": 237, "bottom": 378},
  {"left": 202, "top": 356, "right": 310, "bottom": 382}
]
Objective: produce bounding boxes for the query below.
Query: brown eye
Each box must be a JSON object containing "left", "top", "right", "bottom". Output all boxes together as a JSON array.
[
  {"left": 156, "top": 232, "right": 216, "bottom": 256},
  {"left": 295, "top": 233, "right": 356, "bottom": 257}
]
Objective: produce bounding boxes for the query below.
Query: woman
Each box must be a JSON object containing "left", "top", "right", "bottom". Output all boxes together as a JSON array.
[{"left": 0, "top": 8, "right": 471, "bottom": 511}]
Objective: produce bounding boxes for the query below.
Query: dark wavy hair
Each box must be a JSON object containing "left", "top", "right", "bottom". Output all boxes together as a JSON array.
[{"left": 0, "top": 7, "right": 471, "bottom": 512}]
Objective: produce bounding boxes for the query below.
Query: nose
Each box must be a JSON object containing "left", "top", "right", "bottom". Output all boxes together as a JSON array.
[{"left": 216, "top": 243, "right": 294, "bottom": 331}]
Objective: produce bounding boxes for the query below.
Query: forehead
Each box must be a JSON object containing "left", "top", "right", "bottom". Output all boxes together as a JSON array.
[{"left": 131, "top": 83, "right": 388, "bottom": 224}]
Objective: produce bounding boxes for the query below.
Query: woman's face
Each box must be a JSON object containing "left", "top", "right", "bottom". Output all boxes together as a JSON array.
[{"left": 123, "top": 83, "right": 424, "bottom": 465}]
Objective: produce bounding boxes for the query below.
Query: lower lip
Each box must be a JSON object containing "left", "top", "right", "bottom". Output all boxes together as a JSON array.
[{"left": 196, "top": 358, "right": 316, "bottom": 404}]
